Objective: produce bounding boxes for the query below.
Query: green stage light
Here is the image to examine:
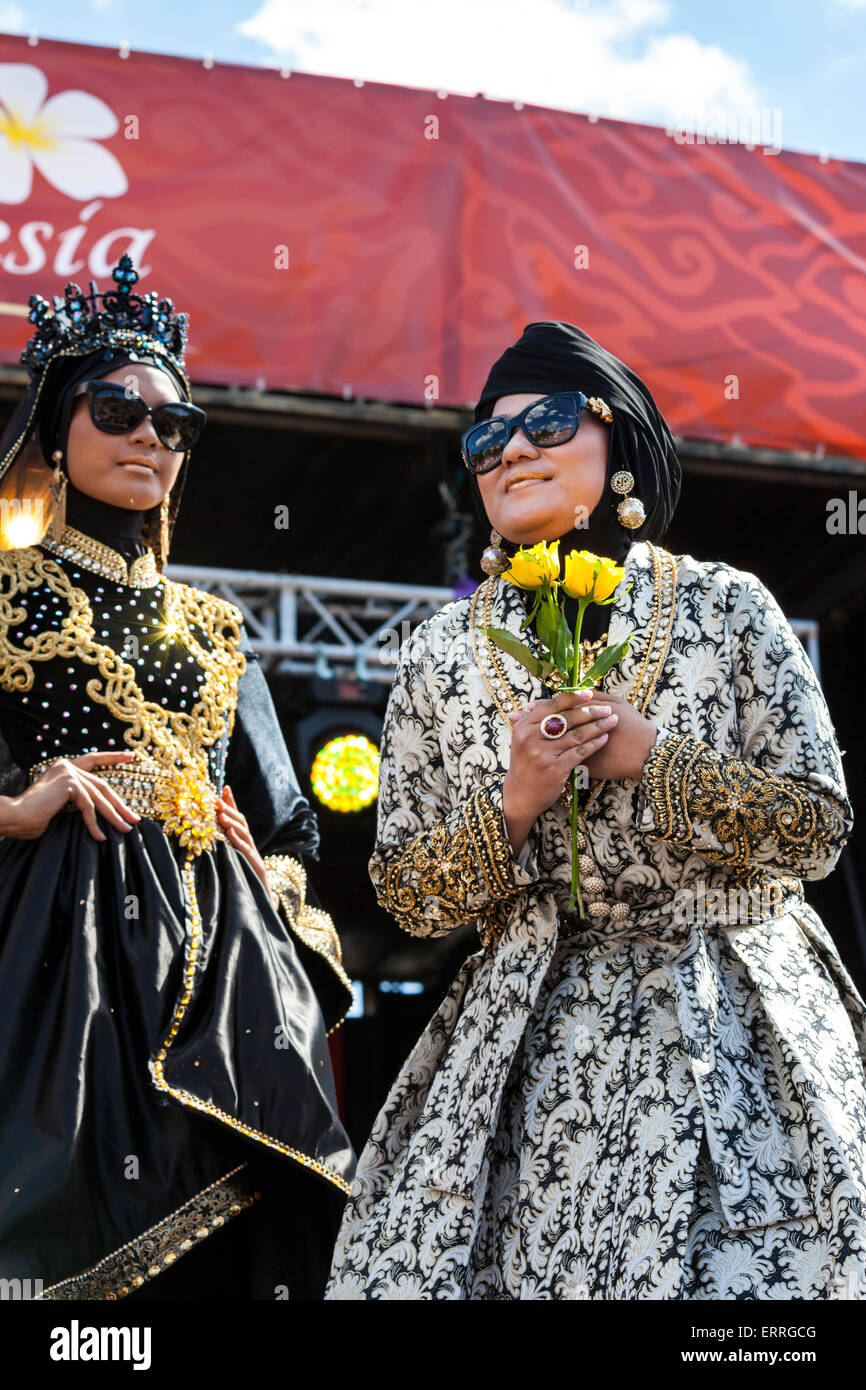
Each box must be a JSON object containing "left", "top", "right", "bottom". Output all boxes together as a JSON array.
[{"left": 310, "top": 733, "right": 380, "bottom": 812}]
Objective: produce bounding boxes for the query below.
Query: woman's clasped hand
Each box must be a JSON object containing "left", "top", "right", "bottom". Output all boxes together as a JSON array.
[
  {"left": 0, "top": 749, "right": 141, "bottom": 841},
  {"left": 502, "top": 689, "right": 658, "bottom": 855}
]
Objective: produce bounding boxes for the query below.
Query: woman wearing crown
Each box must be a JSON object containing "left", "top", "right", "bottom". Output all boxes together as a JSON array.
[
  {"left": 327, "top": 321, "right": 866, "bottom": 1301},
  {"left": 0, "top": 255, "right": 354, "bottom": 1299}
]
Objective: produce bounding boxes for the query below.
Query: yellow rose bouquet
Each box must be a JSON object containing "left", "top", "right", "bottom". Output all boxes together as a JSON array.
[{"left": 483, "top": 541, "right": 631, "bottom": 918}]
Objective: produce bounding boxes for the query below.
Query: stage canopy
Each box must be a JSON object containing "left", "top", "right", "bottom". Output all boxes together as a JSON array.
[{"left": 1, "top": 33, "right": 865, "bottom": 458}]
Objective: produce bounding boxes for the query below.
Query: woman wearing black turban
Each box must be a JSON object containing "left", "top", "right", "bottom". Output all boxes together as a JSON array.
[
  {"left": 328, "top": 321, "right": 865, "bottom": 1301},
  {"left": 0, "top": 258, "right": 354, "bottom": 1299}
]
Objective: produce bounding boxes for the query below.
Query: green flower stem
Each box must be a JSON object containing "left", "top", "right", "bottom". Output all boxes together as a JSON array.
[{"left": 568, "top": 596, "right": 591, "bottom": 916}]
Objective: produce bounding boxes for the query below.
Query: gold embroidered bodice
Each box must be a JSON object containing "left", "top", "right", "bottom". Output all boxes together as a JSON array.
[{"left": 0, "top": 526, "right": 247, "bottom": 783}]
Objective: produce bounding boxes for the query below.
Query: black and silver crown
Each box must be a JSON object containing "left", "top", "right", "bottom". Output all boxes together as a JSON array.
[{"left": 20, "top": 253, "right": 189, "bottom": 382}]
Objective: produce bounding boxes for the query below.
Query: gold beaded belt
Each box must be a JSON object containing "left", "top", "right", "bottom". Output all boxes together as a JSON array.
[{"left": 28, "top": 754, "right": 228, "bottom": 855}]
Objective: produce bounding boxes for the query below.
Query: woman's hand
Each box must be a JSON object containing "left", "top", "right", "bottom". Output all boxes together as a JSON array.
[
  {"left": 503, "top": 690, "right": 618, "bottom": 855},
  {"left": 0, "top": 750, "right": 142, "bottom": 841},
  {"left": 580, "top": 691, "right": 658, "bottom": 782},
  {"left": 217, "top": 785, "right": 281, "bottom": 910}
]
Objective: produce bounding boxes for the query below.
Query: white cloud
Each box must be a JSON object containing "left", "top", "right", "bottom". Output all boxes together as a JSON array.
[
  {"left": 0, "top": 4, "right": 27, "bottom": 31},
  {"left": 236, "top": 0, "right": 760, "bottom": 128}
]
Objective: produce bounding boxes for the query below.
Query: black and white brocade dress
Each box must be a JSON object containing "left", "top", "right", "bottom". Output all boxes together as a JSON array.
[
  {"left": 327, "top": 540, "right": 866, "bottom": 1301},
  {"left": 0, "top": 524, "right": 354, "bottom": 1299}
]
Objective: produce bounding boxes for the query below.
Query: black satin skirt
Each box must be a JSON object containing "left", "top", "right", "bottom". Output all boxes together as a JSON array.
[{"left": 0, "top": 812, "right": 354, "bottom": 1299}]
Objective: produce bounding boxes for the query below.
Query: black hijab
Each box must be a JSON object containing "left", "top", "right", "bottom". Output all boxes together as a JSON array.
[{"left": 470, "top": 320, "right": 681, "bottom": 641}]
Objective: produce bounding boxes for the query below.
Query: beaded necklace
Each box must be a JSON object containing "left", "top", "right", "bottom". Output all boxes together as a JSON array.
[{"left": 41, "top": 522, "right": 159, "bottom": 588}]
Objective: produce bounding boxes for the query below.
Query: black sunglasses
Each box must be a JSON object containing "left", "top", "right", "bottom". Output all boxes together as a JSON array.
[
  {"left": 461, "top": 391, "right": 612, "bottom": 475},
  {"left": 78, "top": 380, "right": 207, "bottom": 453}
]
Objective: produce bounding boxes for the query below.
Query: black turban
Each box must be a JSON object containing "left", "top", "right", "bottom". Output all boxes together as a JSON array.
[
  {"left": 470, "top": 320, "right": 681, "bottom": 556},
  {"left": 468, "top": 320, "right": 682, "bottom": 643}
]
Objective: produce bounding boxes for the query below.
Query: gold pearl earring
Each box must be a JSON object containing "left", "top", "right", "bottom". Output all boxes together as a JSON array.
[
  {"left": 481, "top": 527, "right": 510, "bottom": 576},
  {"left": 610, "top": 470, "right": 646, "bottom": 530}
]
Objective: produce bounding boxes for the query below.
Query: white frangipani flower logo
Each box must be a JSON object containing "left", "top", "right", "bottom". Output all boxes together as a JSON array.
[{"left": 0, "top": 63, "right": 127, "bottom": 205}]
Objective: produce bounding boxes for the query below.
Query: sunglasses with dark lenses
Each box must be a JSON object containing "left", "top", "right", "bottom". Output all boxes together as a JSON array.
[
  {"left": 460, "top": 391, "right": 612, "bottom": 474},
  {"left": 79, "top": 380, "right": 207, "bottom": 453}
]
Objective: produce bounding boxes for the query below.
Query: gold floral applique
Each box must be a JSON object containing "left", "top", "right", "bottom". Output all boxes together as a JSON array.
[
  {"left": 153, "top": 765, "right": 222, "bottom": 853},
  {"left": 372, "top": 784, "right": 528, "bottom": 936},
  {"left": 640, "top": 732, "right": 847, "bottom": 869}
]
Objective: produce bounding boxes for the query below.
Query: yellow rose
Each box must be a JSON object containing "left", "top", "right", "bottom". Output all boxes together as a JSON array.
[
  {"left": 561, "top": 549, "right": 625, "bottom": 602},
  {"left": 560, "top": 550, "right": 598, "bottom": 598},
  {"left": 592, "top": 556, "right": 626, "bottom": 602},
  {"left": 503, "top": 540, "right": 560, "bottom": 589}
]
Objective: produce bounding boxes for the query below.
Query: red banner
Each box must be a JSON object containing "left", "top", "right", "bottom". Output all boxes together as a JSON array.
[{"left": 2, "top": 33, "right": 865, "bottom": 456}]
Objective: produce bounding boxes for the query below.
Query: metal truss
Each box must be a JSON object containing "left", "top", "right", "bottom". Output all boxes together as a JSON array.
[
  {"left": 165, "top": 562, "right": 455, "bottom": 683},
  {"left": 165, "top": 561, "right": 824, "bottom": 685}
]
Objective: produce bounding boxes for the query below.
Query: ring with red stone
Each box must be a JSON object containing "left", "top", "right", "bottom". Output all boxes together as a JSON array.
[{"left": 540, "top": 713, "right": 568, "bottom": 740}]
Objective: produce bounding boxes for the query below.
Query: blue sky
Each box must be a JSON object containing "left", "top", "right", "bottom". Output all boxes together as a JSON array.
[{"left": 1, "top": 0, "right": 865, "bottom": 162}]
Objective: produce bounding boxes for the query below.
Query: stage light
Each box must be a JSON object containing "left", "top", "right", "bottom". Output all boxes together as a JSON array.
[
  {"left": 346, "top": 982, "right": 365, "bottom": 1019},
  {"left": 310, "top": 732, "right": 379, "bottom": 812},
  {"left": 1, "top": 511, "right": 43, "bottom": 548},
  {"left": 294, "top": 691, "right": 384, "bottom": 814}
]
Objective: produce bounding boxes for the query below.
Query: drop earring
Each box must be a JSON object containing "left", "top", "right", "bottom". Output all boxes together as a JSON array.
[
  {"left": 610, "top": 470, "right": 646, "bottom": 530},
  {"left": 47, "top": 450, "right": 67, "bottom": 541},
  {"left": 480, "top": 527, "right": 510, "bottom": 576},
  {"left": 156, "top": 496, "right": 171, "bottom": 570},
  {"left": 147, "top": 496, "right": 171, "bottom": 570}
]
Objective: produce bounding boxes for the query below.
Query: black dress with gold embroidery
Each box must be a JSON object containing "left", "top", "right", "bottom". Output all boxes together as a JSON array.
[{"left": 0, "top": 524, "right": 354, "bottom": 1300}]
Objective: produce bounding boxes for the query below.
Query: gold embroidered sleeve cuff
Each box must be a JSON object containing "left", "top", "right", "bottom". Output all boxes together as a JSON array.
[
  {"left": 262, "top": 853, "right": 352, "bottom": 1027},
  {"left": 369, "top": 779, "right": 539, "bottom": 938},
  {"left": 635, "top": 729, "right": 852, "bottom": 879}
]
